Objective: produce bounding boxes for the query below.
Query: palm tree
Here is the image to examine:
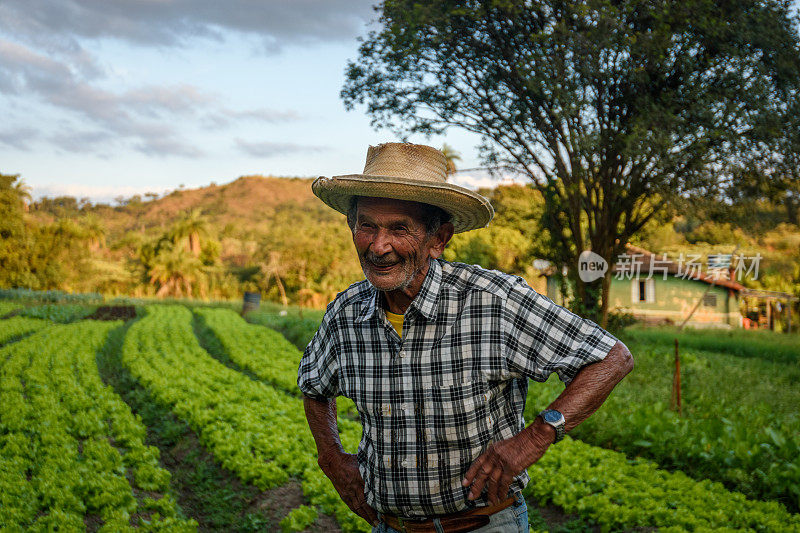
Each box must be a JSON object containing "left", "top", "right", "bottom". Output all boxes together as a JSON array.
[
  {"left": 148, "top": 245, "right": 207, "bottom": 298},
  {"left": 441, "top": 144, "right": 462, "bottom": 176},
  {"left": 170, "top": 208, "right": 210, "bottom": 257}
]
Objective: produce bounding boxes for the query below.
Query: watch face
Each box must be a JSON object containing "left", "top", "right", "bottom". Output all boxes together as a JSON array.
[{"left": 543, "top": 410, "right": 563, "bottom": 424}]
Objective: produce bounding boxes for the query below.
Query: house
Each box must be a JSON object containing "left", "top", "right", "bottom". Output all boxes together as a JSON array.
[{"left": 539, "top": 245, "right": 790, "bottom": 329}]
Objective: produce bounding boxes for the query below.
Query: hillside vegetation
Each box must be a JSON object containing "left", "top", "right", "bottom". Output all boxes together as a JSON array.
[{"left": 1, "top": 173, "right": 798, "bottom": 308}]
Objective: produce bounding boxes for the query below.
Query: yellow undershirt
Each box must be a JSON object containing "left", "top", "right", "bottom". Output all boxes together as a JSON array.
[{"left": 385, "top": 310, "right": 404, "bottom": 338}]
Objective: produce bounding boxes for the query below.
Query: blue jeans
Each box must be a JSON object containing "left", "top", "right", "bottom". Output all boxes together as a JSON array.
[{"left": 373, "top": 492, "right": 528, "bottom": 533}]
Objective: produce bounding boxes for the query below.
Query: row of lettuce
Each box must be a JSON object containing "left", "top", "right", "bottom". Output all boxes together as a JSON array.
[
  {"left": 1, "top": 305, "right": 799, "bottom": 531},
  {"left": 0, "top": 320, "right": 195, "bottom": 531},
  {"left": 121, "top": 305, "right": 367, "bottom": 532}
]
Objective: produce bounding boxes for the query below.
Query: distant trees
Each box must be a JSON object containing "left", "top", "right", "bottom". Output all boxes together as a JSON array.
[
  {"left": 342, "top": 0, "right": 800, "bottom": 324},
  {"left": 257, "top": 251, "right": 289, "bottom": 307},
  {"left": 441, "top": 144, "right": 461, "bottom": 176},
  {"left": 252, "top": 202, "right": 363, "bottom": 307},
  {"left": 137, "top": 209, "right": 220, "bottom": 298},
  {"left": 1, "top": 173, "right": 97, "bottom": 291},
  {"left": 1, "top": 173, "right": 35, "bottom": 288},
  {"left": 445, "top": 184, "right": 549, "bottom": 274},
  {"left": 3, "top": 172, "right": 796, "bottom": 305},
  {"left": 33, "top": 196, "right": 81, "bottom": 218}
]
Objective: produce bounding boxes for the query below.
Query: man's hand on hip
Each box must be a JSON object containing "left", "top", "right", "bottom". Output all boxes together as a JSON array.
[
  {"left": 462, "top": 342, "right": 634, "bottom": 505},
  {"left": 461, "top": 419, "right": 554, "bottom": 505},
  {"left": 319, "top": 451, "right": 379, "bottom": 526}
]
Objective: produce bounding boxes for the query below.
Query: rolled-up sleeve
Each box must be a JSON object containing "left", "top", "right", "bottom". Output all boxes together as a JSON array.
[
  {"left": 502, "top": 278, "right": 618, "bottom": 384},
  {"left": 297, "top": 310, "right": 340, "bottom": 400}
]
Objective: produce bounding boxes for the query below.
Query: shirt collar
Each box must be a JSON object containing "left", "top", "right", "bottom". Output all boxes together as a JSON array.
[{"left": 355, "top": 258, "right": 442, "bottom": 323}]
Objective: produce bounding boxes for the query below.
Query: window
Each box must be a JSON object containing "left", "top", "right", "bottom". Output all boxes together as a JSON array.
[
  {"left": 702, "top": 292, "right": 717, "bottom": 307},
  {"left": 632, "top": 278, "right": 655, "bottom": 303}
]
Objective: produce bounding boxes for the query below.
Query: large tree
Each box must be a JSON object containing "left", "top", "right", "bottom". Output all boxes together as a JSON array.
[
  {"left": 341, "top": 0, "right": 800, "bottom": 324},
  {"left": 724, "top": 93, "right": 800, "bottom": 226}
]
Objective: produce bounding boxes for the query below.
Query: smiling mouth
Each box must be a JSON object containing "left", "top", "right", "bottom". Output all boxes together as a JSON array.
[{"left": 370, "top": 263, "right": 397, "bottom": 272}]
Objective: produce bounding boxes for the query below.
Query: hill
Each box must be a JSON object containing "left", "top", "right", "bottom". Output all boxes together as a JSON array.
[
  {"left": 32, "top": 175, "right": 326, "bottom": 240},
  {"left": 15, "top": 174, "right": 800, "bottom": 310},
  {"left": 27, "top": 176, "right": 362, "bottom": 304}
]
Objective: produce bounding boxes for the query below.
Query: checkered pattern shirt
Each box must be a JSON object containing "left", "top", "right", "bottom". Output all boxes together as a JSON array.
[{"left": 298, "top": 258, "right": 618, "bottom": 518}]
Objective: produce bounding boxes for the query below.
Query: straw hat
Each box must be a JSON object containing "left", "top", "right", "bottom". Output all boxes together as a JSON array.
[{"left": 312, "top": 143, "right": 494, "bottom": 233}]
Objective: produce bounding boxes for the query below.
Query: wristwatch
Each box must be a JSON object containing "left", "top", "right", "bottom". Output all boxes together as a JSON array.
[{"left": 538, "top": 409, "right": 565, "bottom": 444}]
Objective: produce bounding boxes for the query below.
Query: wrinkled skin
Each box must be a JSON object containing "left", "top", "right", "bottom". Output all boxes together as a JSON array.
[{"left": 351, "top": 196, "right": 453, "bottom": 313}]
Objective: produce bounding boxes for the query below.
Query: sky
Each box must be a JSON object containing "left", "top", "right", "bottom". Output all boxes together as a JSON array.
[
  {"left": 0, "top": 0, "right": 504, "bottom": 203},
  {"left": 1, "top": 1, "right": 798, "bottom": 203}
]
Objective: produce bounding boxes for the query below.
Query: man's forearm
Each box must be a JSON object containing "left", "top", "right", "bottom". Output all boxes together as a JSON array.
[
  {"left": 526, "top": 340, "right": 634, "bottom": 443},
  {"left": 303, "top": 395, "right": 344, "bottom": 463},
  {"left": 304, "top": 395, "right": 378, "bottom": 525}
]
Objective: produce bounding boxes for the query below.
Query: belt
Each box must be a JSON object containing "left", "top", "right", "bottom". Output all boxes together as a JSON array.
[{"left": 380, "top": 495, "right": 517, "bottom": 533}]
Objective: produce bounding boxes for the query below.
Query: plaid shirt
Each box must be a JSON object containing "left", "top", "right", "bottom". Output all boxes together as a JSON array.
[{"left": 298, "top": 258, "right": 618, "bottom": 518}]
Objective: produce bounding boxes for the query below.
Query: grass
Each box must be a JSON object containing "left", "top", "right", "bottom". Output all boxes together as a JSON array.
[
  {"left": 15, "top": 303, "right": 97, "bottom": 323},
  {"left": 620, "top": 324, "right": 800, "bottom": 365},
  {"left": 244, "top": 302, "right": 324, "bottom": 351},
  {"left": 0, "top": 301, "right": 22, "bottom": 317},
  {"left": 611, "top": 332, "right": 800, "bottom": 419}
]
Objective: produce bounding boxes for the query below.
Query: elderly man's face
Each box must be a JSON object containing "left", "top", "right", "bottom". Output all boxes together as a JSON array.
[{"left": 352, "top": 197, "right": 450, "bottom": 292}]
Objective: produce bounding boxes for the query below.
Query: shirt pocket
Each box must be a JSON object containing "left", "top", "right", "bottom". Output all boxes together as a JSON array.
[{"left": 425, "top": 379, "right": 492, "bottom": 463}]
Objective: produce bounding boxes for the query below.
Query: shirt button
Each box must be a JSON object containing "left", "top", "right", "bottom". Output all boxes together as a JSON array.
[
  {"left": 401, "top": 459, "right": 409, "bottom": 467},
  {"left": 399, "top": 350, "right": 406, "bottom": 358}
]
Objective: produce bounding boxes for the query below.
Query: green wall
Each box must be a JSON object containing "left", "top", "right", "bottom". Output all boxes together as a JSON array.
[
  {"left": 608, "top": 275, "right": 740, "bottom": 327},
  {"left": 546, "top": 275, "right": 742, "bottom": 328}
]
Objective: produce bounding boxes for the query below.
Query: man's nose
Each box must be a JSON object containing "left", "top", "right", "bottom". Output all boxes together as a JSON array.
[{"left": 370, "top": 228, "right": 393, "bottom": 256}]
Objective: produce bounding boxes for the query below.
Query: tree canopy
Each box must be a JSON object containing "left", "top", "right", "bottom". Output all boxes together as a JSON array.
[{"left": 342, "top": 0, "right": 800, "bottom": 323}]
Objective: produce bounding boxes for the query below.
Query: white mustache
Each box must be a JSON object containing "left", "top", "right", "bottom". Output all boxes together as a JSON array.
[{"left": 366, "top": 253, "right": 401, "bottom": 267}]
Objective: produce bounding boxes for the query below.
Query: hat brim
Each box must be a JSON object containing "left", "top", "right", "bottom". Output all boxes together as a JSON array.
[{"left": 312, "top": 174, "right": 494, "bottom": 233}]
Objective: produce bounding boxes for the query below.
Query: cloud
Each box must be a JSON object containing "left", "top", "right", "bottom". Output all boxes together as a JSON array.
[
  {"left": 33, "top": 182, "right": 172, "bottom": 203},
  {"left": 0, "top": 1, "right": 375, "bottom": 51},
  {"left": 0, "top": 39, "right": 213, "bottom": 156},
  {"left": 203, "top": 108, "right": 302, "bottom": 129},
  {"left": 235, "top": 139, "right": 328, "bottom": 158},
  {"left": 0, "top": 2, "right": 371, "bottom": 158},
  {"left": 450, "top": 169, "right": 526, "bottom": 191},
  {"left": 48, "top": 129, "right": 113, "bottom": 154},
  {"left": 0, "top": 37, "right": 307, "bottom": 157},
  {"left": 0, "top": 127, "right": 38, "bottom": 150}
]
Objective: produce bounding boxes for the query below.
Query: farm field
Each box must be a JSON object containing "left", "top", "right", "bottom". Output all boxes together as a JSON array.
[{"left": 1, "top": 301, "right": 799, "bottom": 532}]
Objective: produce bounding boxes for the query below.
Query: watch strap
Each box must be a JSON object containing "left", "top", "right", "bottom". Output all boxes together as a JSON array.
[{"left": 538, "top": 409, "right": 565, "bottom": 444}]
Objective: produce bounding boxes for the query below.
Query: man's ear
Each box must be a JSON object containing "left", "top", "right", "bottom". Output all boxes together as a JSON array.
[{"left": 428, "top": 222, "right": 455, "bottom": 259}]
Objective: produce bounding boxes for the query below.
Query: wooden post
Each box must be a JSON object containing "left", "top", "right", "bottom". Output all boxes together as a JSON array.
[
  {"left": 788, "top": 300, "right": 792, "bottom": 334},
  {"left": 671, "top": 338, "right": 682, "bottom": 416},
  {"left": 766, "top": 298, "right": 772, "bottom": 331}
]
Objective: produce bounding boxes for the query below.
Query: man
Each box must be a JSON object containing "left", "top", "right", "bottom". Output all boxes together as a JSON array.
[{"left": 298, "top": 143, "right": 634, "bottom": 533}]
